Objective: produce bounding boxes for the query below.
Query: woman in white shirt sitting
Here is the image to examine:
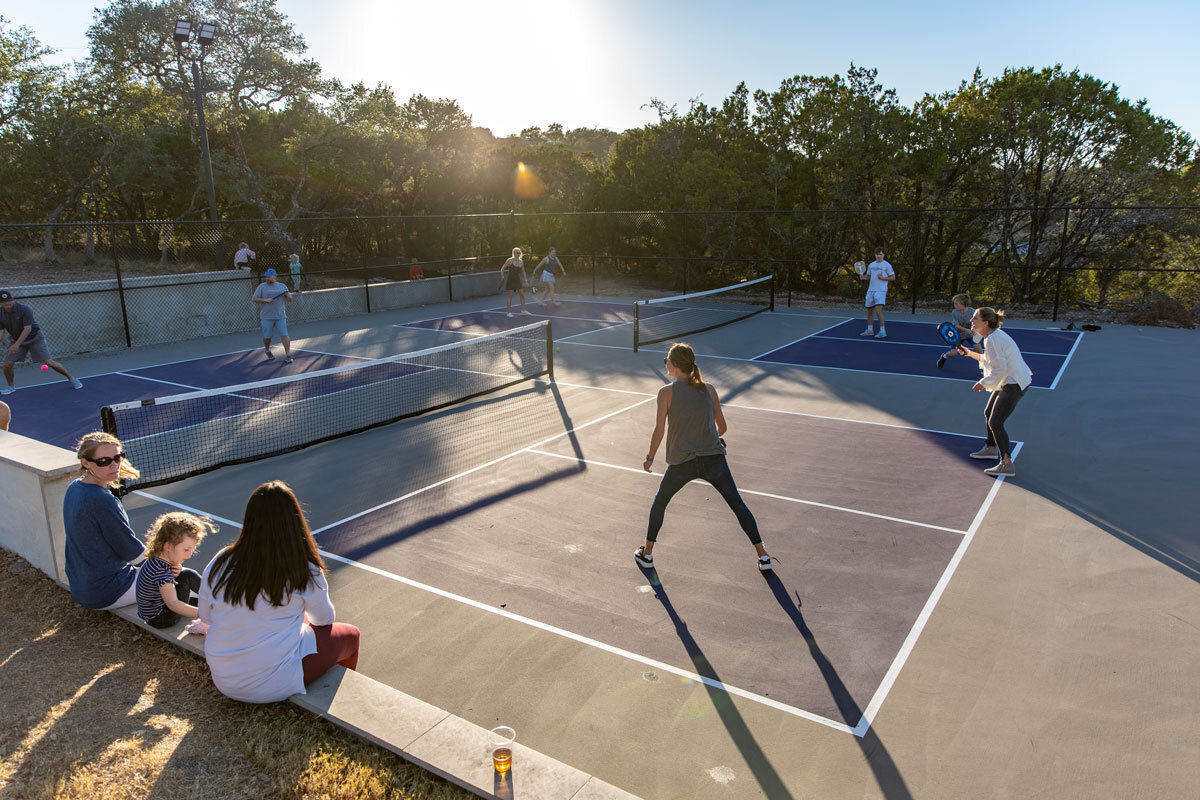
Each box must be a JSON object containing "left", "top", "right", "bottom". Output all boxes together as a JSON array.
[
  {"left": 958, "top": 307, "right": 1033, "bottom": 477},
  {"left": 199, "top": 481, "right": 360, "bottom": 703}
]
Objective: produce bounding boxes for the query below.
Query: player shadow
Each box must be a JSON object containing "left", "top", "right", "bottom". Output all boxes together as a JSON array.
[
  {"left": 318, "top": 380, "right": 587, "bottom": 561},
  {"left": 644, "top": 570, "right": 797, "bottom": 800},
  {"left": 761, "top": 571, "right": 914, "bottom": 800}
]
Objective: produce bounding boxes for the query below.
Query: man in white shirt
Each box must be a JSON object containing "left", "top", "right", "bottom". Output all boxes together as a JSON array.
[{"left": 858, "top": 249, "right": 896, "bottom": 339}]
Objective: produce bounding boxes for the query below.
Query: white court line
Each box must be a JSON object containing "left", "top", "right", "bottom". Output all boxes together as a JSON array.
[
  {"left": 480, "top": 309, "right": 630, "bottom": 325},
  {"left": 526, "top": 449, "right": 967, "bottom": 535},
  {"left": 750, "top": 318, "right": 854, "bottom": 360},
  {"left": 114, "top": 372, "right": 206, "bottom": 392},
  {"left": 851, "top": 441, "right": 1022, "bottom": 736},
  {"left": 1048, "top": 330, "right": 1085, "bottom": 390},
  {"left": 309, "top": 395, "right": 656, "bottom": 535},
  {"left": 394, "top": 323, "right": 484, "bottom": 337},
  {"left": 554, "top": 377, "right": 1024, "bottom": 446},
  {"left": 132, "top": 483, "right": 854, "bottom": 734},
  {"left": 811, "top": 333, "right": 1071, "bottom": 358}
]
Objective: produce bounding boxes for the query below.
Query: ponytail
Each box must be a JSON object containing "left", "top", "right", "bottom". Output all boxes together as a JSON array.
[{"left": 666, "top": 343, "right": 705, "bottom": 392}]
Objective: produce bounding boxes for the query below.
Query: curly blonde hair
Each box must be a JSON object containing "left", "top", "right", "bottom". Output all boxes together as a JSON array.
[{"left": 144, "top": 512, "right": 216, "bottom": 559}]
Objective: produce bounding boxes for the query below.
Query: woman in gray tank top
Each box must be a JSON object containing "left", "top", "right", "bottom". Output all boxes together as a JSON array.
[{"left": 635, "top": 343, "right": 773, "bottom": 572}]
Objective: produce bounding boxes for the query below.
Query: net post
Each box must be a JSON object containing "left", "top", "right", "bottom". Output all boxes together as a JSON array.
[
  {"left": 101, "top": 406, "right": 117, "bottom": 436},
  {"left": 633, "top": 302, "right": 640, "bottom": 353},
  {"left": 109, "top": 224, "right": 132, "bottom": 348},
  {"left": 546, "top": 320, "right": 554, "bottom": 378}
]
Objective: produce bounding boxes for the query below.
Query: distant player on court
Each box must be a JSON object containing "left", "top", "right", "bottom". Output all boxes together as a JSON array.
[
  {"left": 937, "top": 293, "right": 981, "bottom": 368},
  {"left": 500, "top": 248, "right": 530, "bottom": 317},
  {"left": 636, "top": 343, "right": 773, "bottom": 572},
  {"left": 1, "top": 289, "right": 84, "bottom": 395},
  {"left": 534, "top": 247, "right": 566, "bottom": 306},
  {"left": 858, "top": 249, "right": 895, "bottom": 339},
  {"left": 251, "top": 269, "right": 294, "bottom": 363}
]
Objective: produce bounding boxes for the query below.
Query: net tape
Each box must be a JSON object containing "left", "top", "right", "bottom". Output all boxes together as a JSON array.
[{"left": 634, "top": 275, "right": 773, "bottom": 349}]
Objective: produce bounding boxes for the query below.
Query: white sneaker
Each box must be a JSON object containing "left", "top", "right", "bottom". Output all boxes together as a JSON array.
[
  {"left": 71, "top": 379, "right": 84, "bottom": 389},
  {"left": 757, "top": 554, "right": 774, "bottom": 572},
  {"left": 969, "top": 445, "right": 999, "bottom": 460},
  {"left": 1, "top": 386, "right": 13, "bottom": 395},
  {"left": 506, "top": 312, "right": 514, "bottom": 318},
  {"left": 859, "top": 329, "right": 874, "bottom": 337},
  {"left": 984, "top": 461, "right": 1015, "bottom": 477},
  {"left": 521, "top": 310, "right": 532, "bottom": 316}
]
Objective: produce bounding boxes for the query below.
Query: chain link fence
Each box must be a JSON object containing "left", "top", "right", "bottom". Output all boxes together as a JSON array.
[{"left": 2, "top": 206, "right": 1196, "bottom": 354}]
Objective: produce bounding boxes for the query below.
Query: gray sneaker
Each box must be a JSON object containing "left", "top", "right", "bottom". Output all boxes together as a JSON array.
[
  {"left": 70, "top": 378, "right": 84, "bottom": 389},
  {"left": 858, "top": 329, "right": 875, "bottom": 337},
  {"left": 984, "top": 461, "right": 1015, "bottom": 477},
  {"left": 970, "top": 445, "right": 999, "bottom": 460}
]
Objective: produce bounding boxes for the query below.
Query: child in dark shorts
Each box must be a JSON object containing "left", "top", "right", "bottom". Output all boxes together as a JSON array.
[{"left": 135, "top": 512, "right": 215, "bottom": 629}]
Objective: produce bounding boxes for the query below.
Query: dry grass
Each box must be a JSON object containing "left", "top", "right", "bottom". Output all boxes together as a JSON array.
[{"left": 0, "top": 549, "right": 473, "bottom": 800}]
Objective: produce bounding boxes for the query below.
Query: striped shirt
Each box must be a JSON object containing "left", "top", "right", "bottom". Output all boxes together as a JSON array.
[{"left": 135, "top": 557, "right": 176, "bottom": 621}]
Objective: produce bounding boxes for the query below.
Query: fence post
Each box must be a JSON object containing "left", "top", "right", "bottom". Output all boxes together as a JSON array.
[
  {"left": 590, "top": 213, "right": 597, "bottom": 296},
  {"left": 109, "top": 224, "right": 132, "bottom": 348},
  {"left": 363, "top": 272, "right": 371, "bottom": 313},
  {"left": 910, "top": 210, "right": 921, "bottom": 316},
  {"left": 1053, "top": 207, "right": 1069, "bottom": 322}
]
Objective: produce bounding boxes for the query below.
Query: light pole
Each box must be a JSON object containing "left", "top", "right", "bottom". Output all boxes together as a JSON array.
[{"left": 174, "top": 19, "right": 222, "bottom": 270}]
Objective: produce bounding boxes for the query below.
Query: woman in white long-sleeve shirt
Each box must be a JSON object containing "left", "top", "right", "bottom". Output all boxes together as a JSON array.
[
  {"left": 199, "top": 481, "right": 360, "bottom": 703},
  {"left": 958, "top": 307, "right": 1033, "bottom": 477}
]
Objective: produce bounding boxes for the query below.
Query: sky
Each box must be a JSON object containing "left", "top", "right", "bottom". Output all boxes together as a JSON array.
[{"left": 7, "top": 0, "right": 1198, "bottom": 140}]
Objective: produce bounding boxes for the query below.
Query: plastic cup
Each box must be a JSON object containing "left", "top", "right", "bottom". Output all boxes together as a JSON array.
[{"left": 488, "top": 726, "right": 515, "bottom": 774}]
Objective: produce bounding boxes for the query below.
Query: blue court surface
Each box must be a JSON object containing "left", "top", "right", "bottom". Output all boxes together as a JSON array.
[
  {"left": 754, "top": 318, "right": 1082, "bottom": 388},
  {"left": 2, "top": 348, "right": 367, "bottom": 450}
]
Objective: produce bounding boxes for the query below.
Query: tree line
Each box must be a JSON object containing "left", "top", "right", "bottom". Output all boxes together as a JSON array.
[{"left": 1, "top": 1, "right": 1197, "bottom": 305}]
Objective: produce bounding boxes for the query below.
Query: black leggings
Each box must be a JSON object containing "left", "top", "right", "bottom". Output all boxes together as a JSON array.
[
  {"left": 646, "top": 454, "right": 761, "bottom": 545},
  {"left": 146, "top": 568, "right": 201, "bottom": 629},
  {"left": 984, "top": 384, "right": 1026, "bottom": 458}
]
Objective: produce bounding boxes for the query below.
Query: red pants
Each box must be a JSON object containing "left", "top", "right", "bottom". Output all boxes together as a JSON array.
[{"left": 302, "top": 622, "right": 361, "bottom": 684}]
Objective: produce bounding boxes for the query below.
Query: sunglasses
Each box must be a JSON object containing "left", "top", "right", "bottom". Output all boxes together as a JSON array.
[{"left": 85, "top": 452, "right": 126, "bottom": 467}]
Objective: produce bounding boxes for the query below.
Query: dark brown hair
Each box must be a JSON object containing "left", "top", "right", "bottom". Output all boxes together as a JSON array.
[
  {"left": 209, "top": 481, "right": 325, "bottom": 610},
  {"left": 977, "top": 307, "right": 1005, "bottom": 329},
  {"left": 667, "top": 342, "right": 705, "bottom": 392}
]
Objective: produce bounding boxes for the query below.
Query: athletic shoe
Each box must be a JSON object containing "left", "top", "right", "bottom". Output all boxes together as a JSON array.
[
  {"left": 984, "top": 461, "right": 1015, "bottom": 477},
  {"left": 0, "top": 386, "right": 13, "bottom": 395},
  {"left": 937, "top": 356, "right": 947, "bottom": 369},
  {"left": 757, "top": 554, "right": 774, "bottom": 572},
  {"left": 521, "top": 310, "right": 532, "bottom": 316},
  {"left": 265, "top": 351, "right": 275, "bottom": 361},
  {"left": 284, "top": 356, "right": 293, "bottom": 364},
  {"left": 634, "top": 546, "right": 654, "bottom": 569},
  {"left": 969, "top": 445, "right": 999, "bottom": 460},
  {"left": 506, "top": 312, "right": 514, "bottom": 318},
  {"left": 70, "top": 378, "right": 84, "bottom": 389},
  {"left": 859, "top": 329, "right": 874, "bottom": 337},
  {"left": 875, "top": 330, "right": 887, "bottom": 339}
]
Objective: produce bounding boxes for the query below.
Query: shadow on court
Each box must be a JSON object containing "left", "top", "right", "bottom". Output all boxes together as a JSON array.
[
  {"left": 645, "top": 570, "right": 800, "bottom": 800},
  {"left": 762, "top": 572, "right": 914, "bottom": 800}
]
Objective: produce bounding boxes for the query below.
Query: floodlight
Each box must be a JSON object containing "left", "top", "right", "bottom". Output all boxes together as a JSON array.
[
  {"left": 196, "top": 22, "right": 217, "bottom": 45},
  {"left": 173, "top": 19, "right": 192, "bottom": 44}
]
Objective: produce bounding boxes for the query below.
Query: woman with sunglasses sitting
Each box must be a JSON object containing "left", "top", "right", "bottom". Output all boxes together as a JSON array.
[{"left": 62, "top": 432, "right": 146, "bottom": 609}]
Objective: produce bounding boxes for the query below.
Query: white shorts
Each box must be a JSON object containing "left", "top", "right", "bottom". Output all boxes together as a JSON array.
[
  {"left": 865, "top": 290, "right": 887, "bottom": 308},
  {"left": 541, "top": 270, "right": 555, "bottom": 284}
]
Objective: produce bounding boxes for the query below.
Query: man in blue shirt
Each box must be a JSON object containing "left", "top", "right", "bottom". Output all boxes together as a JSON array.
[{"left": 1, "top": 290, "right": 83, "bottom": 395}]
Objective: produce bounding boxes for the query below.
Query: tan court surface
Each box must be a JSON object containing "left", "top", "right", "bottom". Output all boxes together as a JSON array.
[{"left": 12, "top": 294, "right": 1200, "bottom": 799}]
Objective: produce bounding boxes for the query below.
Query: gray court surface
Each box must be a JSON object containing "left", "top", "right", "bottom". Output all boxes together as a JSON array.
[{"left": 48, "top": 293, "right": 1200, "bottom": 799}]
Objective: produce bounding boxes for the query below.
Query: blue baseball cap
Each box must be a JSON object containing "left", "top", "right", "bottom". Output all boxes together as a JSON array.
[{"left": 264, "top": 268, "right": 277, "bottom": 276}]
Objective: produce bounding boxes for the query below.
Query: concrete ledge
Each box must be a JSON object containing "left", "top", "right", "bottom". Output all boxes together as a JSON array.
[
  {"left": 106, "top": 604, "right": 638, "bottom": 800},
  {"left": 0, "top": 431, "right": 78, "bottom": 581}
]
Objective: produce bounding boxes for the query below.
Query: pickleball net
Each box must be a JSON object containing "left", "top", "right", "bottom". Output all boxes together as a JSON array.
[
  {"left": 633, "top": 275, "right": 774, "bottom": 351},
  {"left": 102, "top": 320, "right": 553, "bottom": 491}
]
